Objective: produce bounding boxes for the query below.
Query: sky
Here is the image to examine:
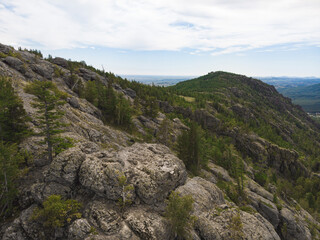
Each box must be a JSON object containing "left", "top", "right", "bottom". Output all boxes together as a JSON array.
[{"left": 0, "top": 0, "right": 319, "bottom": 77}]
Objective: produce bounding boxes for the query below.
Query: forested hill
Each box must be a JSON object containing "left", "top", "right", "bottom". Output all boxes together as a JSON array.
[
  {"left": 1, "top": 43, "right": 320, "bottom": 240},
  {"left": 169, "top": 71, "right": 320, "bottom": 154}
]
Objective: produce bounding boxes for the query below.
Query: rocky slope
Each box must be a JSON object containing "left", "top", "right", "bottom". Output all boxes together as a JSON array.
[{"left": 0, "top": 43, "right": 319, "bottom": 239}]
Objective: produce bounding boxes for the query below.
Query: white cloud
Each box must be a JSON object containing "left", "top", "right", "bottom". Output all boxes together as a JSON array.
[{"left": 0, "top": 0, "right": 319, "bottom": 54}]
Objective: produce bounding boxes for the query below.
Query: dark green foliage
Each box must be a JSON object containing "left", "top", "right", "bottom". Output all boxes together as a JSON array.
[
  {"left": 144, "top": 96, "right": 159, "bottom": 118},
  {"left": 165, "top": 191, "right": 196, "bottom": 240},
  {"left": 217, "top": 179, "right": 246, "bottom": 205},
  {"left": 0, "top": 142, "right": 25, "bottom": 219},
  {"left": 177, "top": 122, "right": 200, "bottom": 174},
  {"left": 0, "top": 77, "right": 29, "bottom": 220},
  {"left": 52, "top": 137, "right": 74, "bottom": 156},
  {"left": 25, "top": 80, "right": 68, "bottom": 162},
  {"left": 82, "top": 80, "right": 132, "bottom": 130},
  {"left": 0, "top": 76, "right": 29, "bottom": 143},
  {"left": 32, "top": 195, "right": 82, "bottom": 228},
  {"left": 254, "top": 171, "right": 268, "bottom": 186}
]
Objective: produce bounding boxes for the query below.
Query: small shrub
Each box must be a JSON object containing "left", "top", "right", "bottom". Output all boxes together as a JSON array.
[
  {"left": 32, "top": 195, "right": 82, "bottom": 228},
  {"left": 53, "top": 67, "right": 64, "bottom": 78},
  {"left": 228, "top": 210, "right": 244, "bottom": 240},
  {"left": 165, "top": 191, "right": 196, "bottom": 239},
  {"left": 53, "top": 136, "right": 74, "bottom": 156},
  {"left": 254, "top": 171, "right": 267, "bottom": 186},
  {"left": 0, "top": 52, "right": 7, "bottom": 58},
  {"left": 116, "top": 172, "right": 134, "bottom": 214}
]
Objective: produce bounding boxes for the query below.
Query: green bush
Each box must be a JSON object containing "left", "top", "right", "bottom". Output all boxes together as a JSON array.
[
  {"left": 32, "top": 195, "right": 82, "bottom": 228},
  {"left": 254, "top": 171, "right": 267, "bottom": 186},
  {"left": 165, "top": 191, "right": 196, "bottom": 239}
]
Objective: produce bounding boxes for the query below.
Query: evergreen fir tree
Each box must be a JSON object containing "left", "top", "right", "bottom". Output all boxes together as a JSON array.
[
  {"left": 25, "top": 80, "right": 67, "bottom": 162},
  {"left": 0, "top": 76, "right": 29, "bottom": 143}
]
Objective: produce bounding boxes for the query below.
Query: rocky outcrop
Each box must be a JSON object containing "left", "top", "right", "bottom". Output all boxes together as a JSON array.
[
  {"left": 126, "top": 208, "right": 170, "bottom": 239},
  {"left": 51, "top": 57, "right": 69, "bottom": 68},
  {"left": 68, "top": 219, "right": 91, "bottom": 239},
  {"left": 280, "top": 207, "right": 312, "bottom": 240},
  {"left": 196, "top": 208, "right": 280, "bottom": 240},
  {"left": 176, "top": 177, "right": 225, "bottom": 213}
]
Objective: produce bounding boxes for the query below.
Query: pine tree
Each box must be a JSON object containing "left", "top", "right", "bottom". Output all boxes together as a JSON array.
[
  {"left": 0, "top": 142, "right": 24, "bottom": 219},
  {"left": 177, "top": 122, "right": 200, "bottom": 174},
  {"left": 0, "top": 76, "right": 29, "bottom": 143},
  {"left": 165, "top": 191, "right": 196, "bottom": 239},
  {"left": 25, "top": 80, "right": 67, "bottom": 162}
]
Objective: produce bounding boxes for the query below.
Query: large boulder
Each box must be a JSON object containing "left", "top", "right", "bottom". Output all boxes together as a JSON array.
[
  {"left": 84, "top": 201, "right": 121, "bottom": 235},
  {"left": 51, "top": 57, "right": 69, "bottom": 68},
  {"left": 176, "top": 177, "right": 225, "bottom": 214},
  {"left": 196, "top": 208, "right": 280, "bottom": 240},
  {"left": 79, "top": 143, "right": 187, "bottom": 204},
  {"left": 122, "top": 143, "right": 187, "bottom": 205},
  {"left": 79, "top": 154, "right": 124, "bottom": 200},
  {"left": 45, "top": 146, "right": 86, "bottom": 186},
  {"left": 126, "top": 208, "right": 170, "bottom": 240}
]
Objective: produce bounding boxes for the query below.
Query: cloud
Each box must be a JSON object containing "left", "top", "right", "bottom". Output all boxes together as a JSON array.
[{"left": 0, "top": 0, "right": 319, "bottom": 55}]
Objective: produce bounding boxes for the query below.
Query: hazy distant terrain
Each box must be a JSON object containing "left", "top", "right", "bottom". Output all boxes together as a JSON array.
[
  {"left": 119, "top": 75, "right": 196, "bottom": 86},
  {"left": 258, "top": 76, "right": 320, "bottom": 89},
  {"left": 257, "top": 77, "right": 320, "bottom": 113},
  {"left": 277, "top": 83, "right": 320, "bottom": 113}
]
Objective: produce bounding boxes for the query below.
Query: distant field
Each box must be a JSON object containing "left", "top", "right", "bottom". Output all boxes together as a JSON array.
[{"left": 179, "top": 95, "right": 195, "bottom": 102}]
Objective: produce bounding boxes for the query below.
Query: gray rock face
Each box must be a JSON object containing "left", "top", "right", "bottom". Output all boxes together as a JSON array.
[
  {"left": 0, "top": 43, "right": 13, "bottom": 54},
  {"left": 85, "top": 201, "right": 121, "bottom": 235},
  {"left": 207, "top": 162, "right": 233, "bottom": 182},
  {"left": 79, "top": 143, "right": 187, "bottom": 204},
  {"left": 68, "top": 219, "right": 92, "bottom": 239},
  {"left": 79, "top": 68, "right": 101, "bottom": 82},
  {"left": 280, "top": 207, "right": 311, "bottom": 240},
  {"left": 248, "top": 191, "right": 280, "bottom": 228},
  {"left": 194, "top": 109, "right": 221, "bottom": 130},
  {"left": 68, "top": 97, "right": 80, "bottom": 109},
  {"left": 3, "top": 56, "right": 26, "bottom": 74},
  {"left": 3, "top": 205, "right": 46, "bottom": 240},
  {"left": 30, "top": 62, "right": 53, "bottom": 79},
  {"left": 196, "top": 208, "right": 280, "bottom": 240},
  {"left": 79, "top": 154, "right": 124, "bottom": 200},
  {"left": 176, "top": 177, "right": 225, "bottom": 214},
  {"left": 45, "top": 146, "right": 86, "bottom": 185},
  {"left": 126, "top": 208, "right": 170, "bottom": 240},
  {"left": 122, "top": 143, "right": 187, "bottom": 204},
  {"left": 30, "top": 182, "right": 71, "bottom": 204},
  {"left": 124, "top": 88, "right": 136, "bottom": 98},
  {"left": 51, "top": 57, "right": 69, "bottom": 68}
]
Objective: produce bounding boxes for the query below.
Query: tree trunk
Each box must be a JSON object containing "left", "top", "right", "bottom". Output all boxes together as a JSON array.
[{"left": 44, "top": 101, "right": 52, "bottom": 162}]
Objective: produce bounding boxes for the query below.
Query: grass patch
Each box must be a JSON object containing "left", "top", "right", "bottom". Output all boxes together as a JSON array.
[{"left": 179, "top": 95, "right": 195, "bottom": 102}]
